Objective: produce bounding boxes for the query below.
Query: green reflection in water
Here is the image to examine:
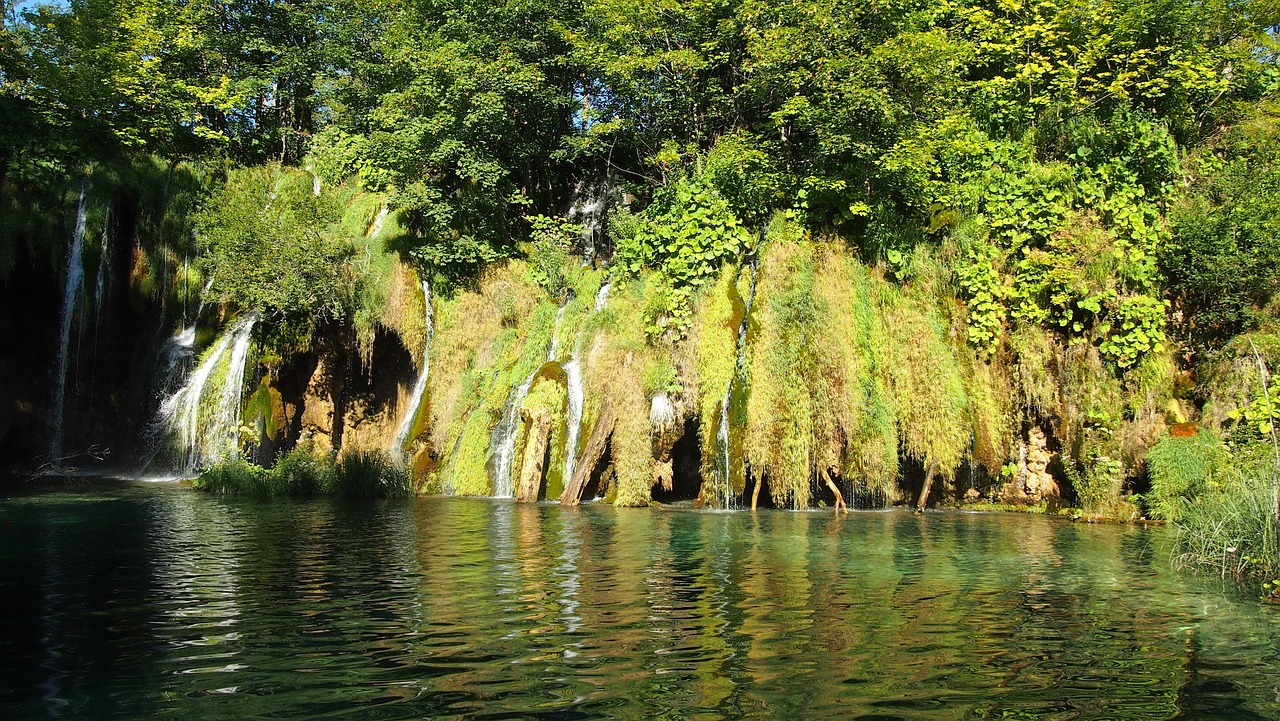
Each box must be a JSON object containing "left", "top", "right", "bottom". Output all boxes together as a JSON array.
[{"left": 1, "top": 486, "right": 1278, "bottom": 720}]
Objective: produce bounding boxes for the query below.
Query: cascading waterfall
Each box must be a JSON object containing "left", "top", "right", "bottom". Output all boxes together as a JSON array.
[
  {"left": 391, "top": 280, "right": 433, "bottom": 460},
  {"left": 716, "top": 260, "right": 760, "bottom": 508},
  {"left": 562, "top": 358, "right": 585, "bottom": 484},
  {"left": 561, "top": 282, "right": 611, "bottom": 484},
  {"left": 48, "top": 179, "right": 89, "bottom": 462},
  {"left": 491, "top": 303, "right": 569, "bottom": 498},
  {"left": 567, "top": 179, "right": 613, "bottom": 264},
  {"left": 369, "top": 207, "right": 389, "bottom": 237},
  {"left": 152, "top": 314, "right": 258, "bottom": 475},
  {"left": 547, "top": 303, "right": 568, "bottom": 361},
  {"left": 92, "top": 205, "right": 111, "bottom": 330},
  {"left": 156, "top": 278, "right": 216, "bottom": 399}
]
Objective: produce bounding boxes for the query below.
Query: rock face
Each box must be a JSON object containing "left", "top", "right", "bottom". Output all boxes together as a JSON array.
[
  {"left": 298, "top": 352, "right": 344, "bottom": 452},
  {"left": 1014, "top": 427, "right": 1059, "bottom": 500}
]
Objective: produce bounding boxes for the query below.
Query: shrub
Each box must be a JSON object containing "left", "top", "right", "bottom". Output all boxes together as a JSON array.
[
  {"left": 333, "top": 451, "right": 412, "bottom": 499},
  {"left": 197, "top": 459, "right": 271, "bottom": 497},
  {"left": 196, "top": 449, "right": 409, "bottom": 499}
]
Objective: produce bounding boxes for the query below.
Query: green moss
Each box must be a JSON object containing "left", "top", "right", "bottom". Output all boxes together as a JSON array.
[
  {"left": 693, "top": 264, "right": 741, "bottom": 489},
  {"left": 523, "top": 373, "right": 568, "bottom": 496},
  {"left": 242, "top": 376, "right": 285, "bottom": 442},
  {"left": 873, "top": 268, "right": 970, "bottom": 478}
]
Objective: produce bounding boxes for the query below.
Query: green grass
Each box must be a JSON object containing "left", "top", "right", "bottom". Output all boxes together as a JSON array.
[
  {"left": 197, "top": 448, "right": 410, "bottom": 499},
  {"left": 1170, "top": 448, "right": 1279, "bottom": 582}
]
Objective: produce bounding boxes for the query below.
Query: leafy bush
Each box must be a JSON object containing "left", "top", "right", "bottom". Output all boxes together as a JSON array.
[
  {"left": 613, "top": 175, "right": 752, "bottom": 337},
  {"left": 196, "top": 459, "right": 271, "bottom": 497},
  {"left": 526, "top": 215, "right": 581, "bottom": 295}
]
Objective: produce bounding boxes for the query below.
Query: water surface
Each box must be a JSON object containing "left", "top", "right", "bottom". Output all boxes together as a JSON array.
[{"left": 2, "top": 484, "right": 1278, "bottom": 719}]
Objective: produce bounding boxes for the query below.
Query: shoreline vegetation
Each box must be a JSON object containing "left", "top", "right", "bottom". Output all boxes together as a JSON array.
[{"left": 2, "top": 0, "right": 1279, "bottom": 592}]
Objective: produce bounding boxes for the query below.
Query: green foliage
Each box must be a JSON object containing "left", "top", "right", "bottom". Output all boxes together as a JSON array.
[
  {"left": 1171, "top": 450, "right": 1279, "bottom": 582},
  {"left": 1144, "top": 429, "right": 1228, "bottom": 521},
  {"left": 525, "top": 215, "right": 581, "bottom": 295},
  {"left": 1228, "top": 378, "right": 1280, "bottom": 439},
  {"left": 333, "top": 451, "right": 412, "bottom": 499},
  {"left": 196, "top": 166, "right": 355, "bottom": 321},
  {"left": 641, "top": 359, "right": 680, "bottom": 398},
  {"left": 1097, "top": 295, "right": 1169, "bottom": 369},
  {"left": 614, "top": 175, "right": 752, "bottom": 337},
  {"left": 196, "top": 448, "right": 409, "bottom": 499},
  {"left": 1166, "top": 100, "right": 1280, "bottom": 350},
  {"left": 1065, "top": 452, "right": 1126, "bottom": 517},
  {"left": 954, "top": 239, "right": 1006, "bottom": 353}
]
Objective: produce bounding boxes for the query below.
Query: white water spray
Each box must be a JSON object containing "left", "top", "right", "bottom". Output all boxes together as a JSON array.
[
  {"left": 491, "top": 303, "right": 570, "bottom": 497},
  {"left": 562, "top": 358, "right": 585, "bottom": 484},
  {"left": 369, "top": 207, "right": 389, "bottom": 238},
  {"left": 152, "top": 314, "right": 257, "bottom": 475},
  {"left": 391, "top": 280, "right": 433, "bottom": 459},
  {"left": 48, "top": 179, "right": 89, "bottom": 461}
]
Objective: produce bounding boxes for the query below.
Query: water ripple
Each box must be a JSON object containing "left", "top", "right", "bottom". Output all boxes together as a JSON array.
[{"left": 1, "top": 487, "right": 1279, "bottom": 720}]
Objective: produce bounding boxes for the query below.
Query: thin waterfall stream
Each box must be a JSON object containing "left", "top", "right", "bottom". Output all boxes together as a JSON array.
[
  {"left": 562, "top": 282, "right": 611, "bottom": 485},
  {"left": 391, "top": 279, "right": 433, "bottom": 460},
  {"left": 491, "top": 303, "right": 569, "bottom": 498},
  {"left": 716, "top": 257, "right": 760, "bottom": 508},
  {"left": 47, "top": 179, "right": 89, "bottom": 462}
]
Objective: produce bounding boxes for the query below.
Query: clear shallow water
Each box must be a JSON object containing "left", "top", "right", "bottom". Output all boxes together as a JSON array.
[{"left": 1, "top": 485, "right": 1278, "bottom": 720}]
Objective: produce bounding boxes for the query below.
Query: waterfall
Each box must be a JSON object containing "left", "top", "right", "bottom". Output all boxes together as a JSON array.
[
  {"left": 151, "top": 314, "right": 257, "bottom": 475},
  {"left": 391, "top": 280, "right": 433, "bottom": 460},
  {"left": 567, "top": 179, "right": 611, "bottom": 264},
  {"left": 369, "top": 207, "right": 389, "bottom": 237},
  {"left": 155, "top": 278, "right": 215, "bottom": 397},
  {"left": 491, "top": 303, "right": 569, "bottom": 497},
  {"left": 562, "top": 358, "right": 585, "bottom": 484},
  {"left": 48, "top": 179, "right": 89, "bottom": 462},
  {"left": 716, "top": 258, "right": 760, "bottom": 508},
  {"left": 92, "top": 205, "right": 111, "bottom": 328},
  {"left": 547, "top": 303, "right": 568, "bottom": 362},
  {"left": 561, "top": 282, "right": 610, "bottom": 485}
]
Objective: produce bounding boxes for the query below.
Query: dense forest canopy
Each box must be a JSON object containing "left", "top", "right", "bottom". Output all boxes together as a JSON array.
[
  {"left": 4, "top": 0, "right": 1278, "bottom": 334},
  {"left": 3, "top": 0, "right": 1280, "bottom": 568}
]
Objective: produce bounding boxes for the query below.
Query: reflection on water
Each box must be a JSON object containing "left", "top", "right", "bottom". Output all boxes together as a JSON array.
[{"left": 1, "top": 486, "right": 1278, "bottom": 720}]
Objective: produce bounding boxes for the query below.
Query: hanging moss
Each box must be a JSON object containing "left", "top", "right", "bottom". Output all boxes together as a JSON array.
[
  {"left": 576, "top": 275, "right": 663, "bottom": 507},
  {"left": 746, "top": 235, "right": 817, "bottom": 507},
  {"left": 427, "top": 261, "right": 557, "bottom": 495},
  {"left": 521, "top": 372, "right": 568, "bottom": 498},
  {"left": 692, "top": 264, "right": 743, "bottom": 492},
  {"left": 961, "top": 353, "right": 1013, "bottom": 474},
  {"left": 243, "top": 377, "right": 286, "bottom": 442},
  {"left": 872, "top": 261, "right": 970, "bottom": 481}
]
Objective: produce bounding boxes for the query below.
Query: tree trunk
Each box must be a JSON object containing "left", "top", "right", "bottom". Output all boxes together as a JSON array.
[
  {"left": 515, "top": 410, "right": 551, "bottom": 503},
  {"left": 823, "top": 468, "right": 848, "bottom": 514},
  {"left": 916, "top": 461, "right": 939, "bottom": 513},
  {"left": 750, "top": 473, "right": 762, "bottom": 510},
  {"left": 560, "top": 401, "right": 615, "bottom": 506}
]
